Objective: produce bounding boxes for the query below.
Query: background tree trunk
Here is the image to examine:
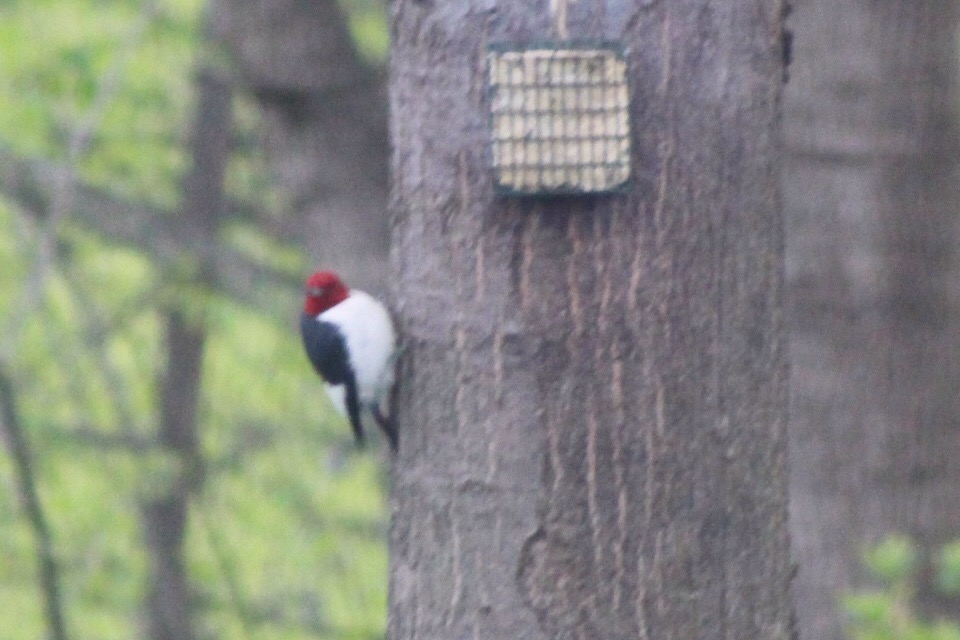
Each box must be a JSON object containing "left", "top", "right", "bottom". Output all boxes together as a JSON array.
[
  {"left": 140, "top": 71, "right": 232, "bottom": 640},
  {"left": 784, "top": 1, "right": 960, "bottom": 636},
  {"left": 389, "top": 1, "right": 793, "bottom": 638},
  {"left": 212, "top": 0, "right": 389, "bottom": 293}
]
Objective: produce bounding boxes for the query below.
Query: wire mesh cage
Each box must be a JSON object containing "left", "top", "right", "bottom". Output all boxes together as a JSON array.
[{"left": 487, "top": 43, "right": 631, "bottom": 196}]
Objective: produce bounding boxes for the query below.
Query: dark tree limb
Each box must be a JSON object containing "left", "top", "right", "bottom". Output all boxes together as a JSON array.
[
  {"left": 0, "top": 367, "right": 69, "bottom": 640},
  {"left": 140, "top": 68, "right": 233, "bottom": 640}
]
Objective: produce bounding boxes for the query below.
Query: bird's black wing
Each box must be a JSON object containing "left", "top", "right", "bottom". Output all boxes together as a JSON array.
[
  {"left": 300, "top": 313, "right": 366, "bottom": 446},
  {"left": 300, "top": 314, "right": 351, "bottom": 384}
]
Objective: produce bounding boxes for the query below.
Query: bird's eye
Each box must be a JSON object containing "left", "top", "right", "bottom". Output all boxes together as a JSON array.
[{"left": 305, "top": 287, "right": 325, "bottom": 297}]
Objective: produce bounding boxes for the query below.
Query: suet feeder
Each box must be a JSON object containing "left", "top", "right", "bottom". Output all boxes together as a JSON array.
[{"left": 487, "top": 43, "right": 631, "bottom": 196}]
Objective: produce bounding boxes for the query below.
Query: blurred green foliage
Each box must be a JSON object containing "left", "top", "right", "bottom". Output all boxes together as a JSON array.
[
  {"left": 0, "top": 0, "right": 391, "bottom": 639},
  {"left": 842, "top": 536, "right": 960, "bottom": 640},
  {"left": 338, "top": 0, "right": 388, "bottom": 62}
]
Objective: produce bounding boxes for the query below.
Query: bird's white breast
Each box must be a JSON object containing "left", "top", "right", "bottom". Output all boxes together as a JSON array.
[{"left": 318, "top": 291, "right": 396, "bottom": 406}]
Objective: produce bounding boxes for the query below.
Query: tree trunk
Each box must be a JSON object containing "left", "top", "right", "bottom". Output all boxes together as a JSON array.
[
  {"left": 388, "top": 1, "right": 793, "bottom": 638},
  {"left": 141, "top": 71, "right": 232, "bottom": 640},
  {"left": 784, "top": 1, "right": 960, "bottom": 636},
  {"left": 212, "top": 0, "right": 389, "bottom": 293}
]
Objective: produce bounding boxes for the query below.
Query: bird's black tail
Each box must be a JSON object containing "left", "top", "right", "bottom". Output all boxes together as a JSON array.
[{"left": 344, "top": 377, "right": 365, "bottom": 447}]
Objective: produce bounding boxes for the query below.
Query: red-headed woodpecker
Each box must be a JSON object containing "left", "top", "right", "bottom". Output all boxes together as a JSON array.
[{"left": 300, "top": 270, "right": 398, "bottom": 450}]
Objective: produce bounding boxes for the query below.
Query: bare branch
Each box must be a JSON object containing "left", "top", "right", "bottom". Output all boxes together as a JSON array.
[
  {"left": 195, "top": 507, "right": 255, "bottom": 640},
  {"left": 2, "top": 1, "right": 164, "bottom": 358},
  {"left": 0, "top": 367, "right": 70, "bottom": 640},
  {"left": 34, "top": 424, "right": 156, "bottom": 452},
  {"left": 66, "top": 1, "right": 163, "bottom": 160},
  {"left": 0, "top": 144, "right": 301, "bottom": 310}
]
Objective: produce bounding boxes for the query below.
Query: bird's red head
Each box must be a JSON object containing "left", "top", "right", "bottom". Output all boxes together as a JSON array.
[{"left": 303, "top": 270, "right": 349, "bottom": 316}]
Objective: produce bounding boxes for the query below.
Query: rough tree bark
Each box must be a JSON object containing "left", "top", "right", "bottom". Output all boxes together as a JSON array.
[
  {"left": 140, "top": 71, "right": 232, "bottom": 640},
  {"left": 212, "top": 0, "right": 389, "bottom": 293},
  {"left": 785, "top": 1, "right": 960, "bottom": 637},
  {"left": 389, "top": 1, "right": 793, "bottom": 638}
]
